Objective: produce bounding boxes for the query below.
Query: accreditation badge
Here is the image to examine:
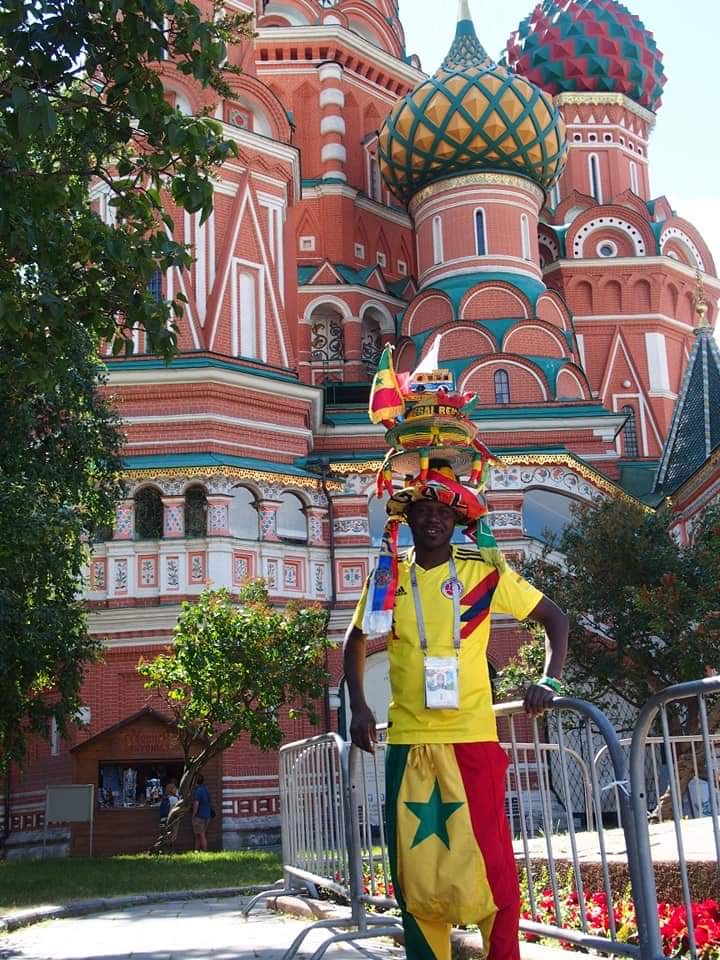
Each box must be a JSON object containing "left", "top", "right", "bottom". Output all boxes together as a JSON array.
[{"left": 424, "top": 656, "right": 460, "bottom": 710}]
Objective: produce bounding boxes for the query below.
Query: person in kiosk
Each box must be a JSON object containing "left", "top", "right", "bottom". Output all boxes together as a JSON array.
[{"left": 344, "top": 461, "right": 569, "bottom": 960}]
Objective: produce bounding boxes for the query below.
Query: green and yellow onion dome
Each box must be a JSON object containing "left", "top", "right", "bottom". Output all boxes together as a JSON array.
[{"left": 378, "top": 9, "right": 567, "bottom": 204}]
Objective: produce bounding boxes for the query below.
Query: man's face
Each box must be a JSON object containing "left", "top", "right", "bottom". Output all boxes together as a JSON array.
[{"left": 406, "top": 499, "right": 456, "bottom": 551}]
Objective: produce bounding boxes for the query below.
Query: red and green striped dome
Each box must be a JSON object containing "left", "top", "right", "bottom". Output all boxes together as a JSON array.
[{"left": 506, "top": 0, "right": 667, "bottom": 113}]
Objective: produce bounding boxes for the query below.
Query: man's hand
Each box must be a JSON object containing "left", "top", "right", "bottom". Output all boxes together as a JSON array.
[
  {"left": 523, "top": 682, "right": 556, "bottom": 718},
  {"left": 349, "top": 703, "right": 377, "bottom": 753}
]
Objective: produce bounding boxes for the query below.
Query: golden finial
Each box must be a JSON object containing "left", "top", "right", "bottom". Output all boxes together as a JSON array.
[{"left": 694, "top": 268, "right": 709, "bottom": 329}]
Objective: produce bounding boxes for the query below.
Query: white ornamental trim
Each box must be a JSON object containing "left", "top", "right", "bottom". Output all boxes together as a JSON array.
[
  {"left": 573, "top": 217, "right": 645, "bottom": 258},
  {"left": 321, "top": 143, "right": 347, "bottom": 163},
  {"left": 321, "top": 115, "right": 346, "bottom": 136},
  {"left": 659, "top": 227, "right": 705, "bottom": 271},
  {"left": 319, "top": 88, "right": 344, "bottom": 109}
]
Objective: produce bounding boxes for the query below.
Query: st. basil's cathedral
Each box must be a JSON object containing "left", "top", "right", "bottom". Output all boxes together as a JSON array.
[{"left": 6, "top": 0, "right": 720, "bottom": 856}]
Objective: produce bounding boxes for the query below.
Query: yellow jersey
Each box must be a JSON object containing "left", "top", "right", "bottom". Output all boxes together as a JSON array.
[{"left": 352, "top": 546, "right": 543, "bottom": 744}]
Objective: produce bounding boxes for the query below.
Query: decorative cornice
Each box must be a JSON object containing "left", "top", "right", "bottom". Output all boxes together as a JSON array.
[
  {"left": 122, "top": 465, "right": 343, "bottom": 492},
  {"left": 554, "top": 92, "right": 656, "bottom": 129},
  {"left": 328, "top": 452, "right": 636, "bottom": 501},
  {"left": 256, "top": 26, "right": 425, "bottom": 89},
  {"left": 410, "top": 172, "right": 545, "bottom": 214}
]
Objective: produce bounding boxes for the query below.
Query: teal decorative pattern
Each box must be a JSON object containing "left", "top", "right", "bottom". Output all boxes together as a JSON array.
[{"left": 506, "top": 0, "right": 666, "bottom": 113}]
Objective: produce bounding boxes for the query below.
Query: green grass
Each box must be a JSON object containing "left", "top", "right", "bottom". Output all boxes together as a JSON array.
[{"left": 0, "top": 850, "right": 282, "bottom": 913}]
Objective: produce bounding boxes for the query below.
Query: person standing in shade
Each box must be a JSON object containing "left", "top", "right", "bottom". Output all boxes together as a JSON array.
[
  {"left": 344, "top": 464, "right": 568, "bottom": 960},
  {"left": 191, "top": 774, "right": 212, "bottom": 852}
]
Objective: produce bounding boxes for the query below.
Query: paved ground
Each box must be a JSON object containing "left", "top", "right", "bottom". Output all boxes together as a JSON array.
[
  {"left": 518, "top": 815, "right": 718, "bottom": 862},
  {"left": 0, "top": 898, "right": 404, "bottom": 960}
]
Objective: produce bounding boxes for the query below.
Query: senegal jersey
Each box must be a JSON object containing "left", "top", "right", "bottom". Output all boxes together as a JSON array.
[{"left": 352, "top": 546, "right": 543, "bottom": 745}]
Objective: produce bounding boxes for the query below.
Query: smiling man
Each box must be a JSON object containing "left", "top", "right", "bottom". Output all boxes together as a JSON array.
[{"left": 343, "top": 463, "right": 568, "bottom": 960}]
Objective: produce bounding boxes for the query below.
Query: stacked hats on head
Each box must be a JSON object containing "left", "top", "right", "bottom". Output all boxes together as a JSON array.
[{"left": 363, "top": 339, "right": 504, "bottom": 637}]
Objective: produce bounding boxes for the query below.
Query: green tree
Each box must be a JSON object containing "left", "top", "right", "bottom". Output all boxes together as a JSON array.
[
  {"left": 138, "top": 583, "right": 331, "bottom": 852},
  {"left": 0, "top": 0, "right": 252, "bottom": 383},
  {"left": 0, "top": 328, "right": 122, "bottom": 775},
  {"left": 501, "top": 497, "right": 719, "bottom": 716}
]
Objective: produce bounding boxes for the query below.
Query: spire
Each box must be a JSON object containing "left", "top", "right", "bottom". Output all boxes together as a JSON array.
[
  {"left": 653, "top": 275, "right": 720, "bottom": 495},
  {"left": 441, "top": 0, "right": 492, "bottom": 72}
]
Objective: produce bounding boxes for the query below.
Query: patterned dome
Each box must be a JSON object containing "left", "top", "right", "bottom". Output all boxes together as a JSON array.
[
  {"left": 506, "top": 0, "right": 666, "bottom": 113},
  {"left": 378, "top": 5, "right": 567, "bottom": 204}
]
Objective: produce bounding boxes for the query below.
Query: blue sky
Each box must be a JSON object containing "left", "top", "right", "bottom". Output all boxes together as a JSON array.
[{"left": 401, "top": 0, "right": 720, "bottom": 273}]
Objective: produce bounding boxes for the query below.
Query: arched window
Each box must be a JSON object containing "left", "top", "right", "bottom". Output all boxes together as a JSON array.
[
  {"left": 360, "top": 312, "right": 383, "bottom": 372},
  {"left": 311, "top": 307, "right": 344, "bottom": 364},
  {"left": 475, "top": 209, "right": 487, "bottom": 256},
  {"left": 522, "top": 490, "right": 578, "bottom": 544},
  {"left": 148, "top": 269, "right": 162, "bottom": 303},
  {"left": 135, "top": 487, "right": 163, "bottom": 540},
  {"left": 520, "top": 214, "right": 531, "bottom": 261},
  {"left": 432, "top": 216, "right": 444, "bottom": 265},
  {"left": 184, "top": 485, "right": 208, "bottom": 539},
  {"left": 589, "top": 154, "right": 602, "bottom": 203},
  {"left": 229, "top": 486, "right": 259, "bottom": 540},
  {"left": 276, "top": 492, "right": 307, "bottom": 542},
  {"left": 629, "top": 160, "right": 639, "bottom": 195},
  {"left": 234, "top": 270, "right": 258, "bottom": 359},
  {"left": 494, "top": 369, "right": 511, "bottom": 405},
  {"left": 622, "top": 405, "right": 639, "bottom": 457}
]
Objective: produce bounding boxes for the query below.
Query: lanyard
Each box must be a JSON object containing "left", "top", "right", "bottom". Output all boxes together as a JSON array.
[{"left": 409, "top": 553, "right": 461, "bottom": 654}]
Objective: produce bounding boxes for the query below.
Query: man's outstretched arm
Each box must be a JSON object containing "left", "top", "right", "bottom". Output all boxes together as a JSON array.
[
  {"left": 343, "top": 624, "right": 377, "bottom": 752},
  {"left": 522, "top": 596, "right": 569, "bottom": 717}
]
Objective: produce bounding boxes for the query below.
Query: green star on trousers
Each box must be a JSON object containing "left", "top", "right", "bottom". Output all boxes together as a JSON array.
[{"left": 404, "top": 779, "right": 464, "bottom": 849}]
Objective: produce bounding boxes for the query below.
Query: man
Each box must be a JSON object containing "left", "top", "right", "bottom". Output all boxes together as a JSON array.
[
  {"left": 344, "top": 465, "right": 568, "bottom": 960},
  {"left": 191, "top": 774, "right": 212, "bottom": 852}
]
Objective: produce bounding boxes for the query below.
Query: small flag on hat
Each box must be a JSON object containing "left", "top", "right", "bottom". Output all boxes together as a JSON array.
[{"left": 369, "top": 345, "right": 405, "bottom": 426}]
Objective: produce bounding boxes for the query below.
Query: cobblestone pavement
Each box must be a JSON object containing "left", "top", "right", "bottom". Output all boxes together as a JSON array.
[{"left": 0, "top": 898, "right": 403, "bottom": 960}]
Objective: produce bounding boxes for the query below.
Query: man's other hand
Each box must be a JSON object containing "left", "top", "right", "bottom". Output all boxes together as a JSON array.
[
  {"left": 523, "top": 683, "right": 556, "bottom": 717},
  {"left": 349, "top": 703, "right": 377, "bottom": 753}
]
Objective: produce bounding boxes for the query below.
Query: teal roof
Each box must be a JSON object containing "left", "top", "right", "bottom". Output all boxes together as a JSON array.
[
  {"left": 107, "top": 355, "right": 300, "bottom": 385},
  {"left": 429, "top": 272, "right": 547, "bottom": 311},
  {"left": 324, "top": 402, "right": 615, "bottom": 428},
  {"left": 617, "top": 460, "right": 662, "bottom": 504},
  {"left": 653, "top": 325, "right": 720, "bottom": 495},
  {"left": 123, "top": 453, "right": 317, "bottom": 479}
]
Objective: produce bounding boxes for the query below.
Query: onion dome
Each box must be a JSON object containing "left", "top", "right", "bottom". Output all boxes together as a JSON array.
[
  {"left": 378, "top": 0, "right": 567, "bottom": 204},
  {"left": 506, "top": 0, "right": 667, "bottom": 113}
]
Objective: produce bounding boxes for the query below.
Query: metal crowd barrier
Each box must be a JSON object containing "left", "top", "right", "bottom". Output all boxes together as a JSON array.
[
  {"left": 249, "top": 696, "right": 657, "bottom": 960},
  {"left": 595, "top": 732, "right": 720, "bottom": 828},
  {"left": 630, "top": 676, "right": 720, "bottom": 960}
]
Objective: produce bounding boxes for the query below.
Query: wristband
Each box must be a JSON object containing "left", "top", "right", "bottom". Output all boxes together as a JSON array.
[{"left": 539, "top": 675, "right": 562, "bottom": 694}]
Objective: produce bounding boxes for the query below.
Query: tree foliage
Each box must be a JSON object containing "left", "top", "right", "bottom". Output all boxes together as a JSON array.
[
  {"left": 138, "top": 583, "right": 331, "bottom": 850},
  {"left": 0, "top": 0, "right": 253, "bottom": 383},
  {"left": 0, "top": 329, "right": 122, "bottom": 773},
  {"left": 501, "top": 497, "right": 720, "bottom": 723}
]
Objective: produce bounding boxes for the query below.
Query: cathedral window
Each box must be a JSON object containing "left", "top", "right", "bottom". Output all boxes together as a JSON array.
[
  {"left": 276, "top": 492, "right": 307, "bottom": 542},
  {"left": 523, "top": 490, "right": 577, "bottom": 544},
  {"left": 630, "top": 161, "right": 639, "bottom": 195},
  {"left": 236, "top": 270, "right": 258, "bottom": 359},
  {"left": 475, "top": 209, "right": 487, "bottom": 256},
  {"left": 360, "top": 313, "right": 383, "bottom": 372},
  {"left": 432, "top": 216, "right": 444, "bottom": 265},
  {"left": 311, "top": 308, "right": 344, "bottom": 364},
  {"left": 589, "top": 154, "right": 602, "bottom": 203},
  {"left": 135, "top": 486, "right": 163, "bottom": 540},
  {"left": 184, "top": 485, "right": 208, "bottom": 539},
  {"left": 148, "top": 269, "right": 162, "bottom": 303},
  {"left": 621, "top": 406, "right": 639, "bottom": 457},
  {"left": 521, "top": 214, "right": 531, "bottom": 261},
  {"left": 494, "top": 369, "right": 511, "bottom": 405},
  {"left": 229, "top": 486, "right": 259, "bottom": 540}
]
